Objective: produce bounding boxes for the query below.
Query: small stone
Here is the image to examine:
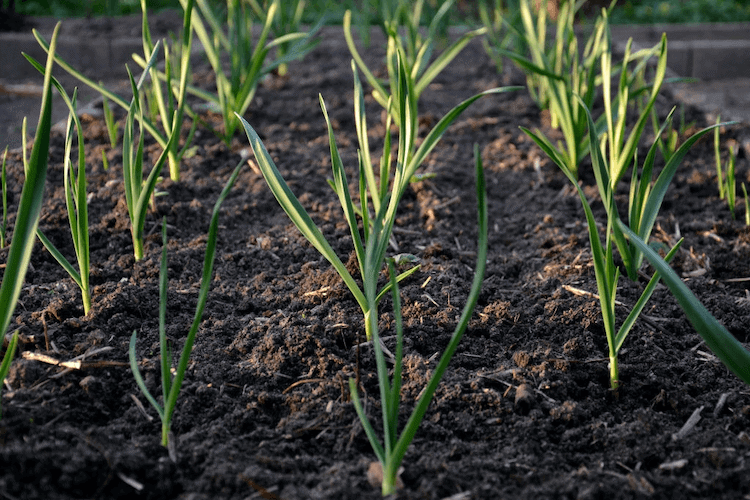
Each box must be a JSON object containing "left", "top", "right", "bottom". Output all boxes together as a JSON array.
[{"left": 514, "top": 383, "right": 534, "bottom": 415}]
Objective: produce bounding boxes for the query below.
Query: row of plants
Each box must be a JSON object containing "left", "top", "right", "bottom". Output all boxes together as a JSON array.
[
  {"left": 0, "top": 0, "right": 748, "bottom": 495},
  {"left": 8, "top": 0, "right": 750, "bottom": 24},
  {"left": 608, "top": 0, "right": 750, "bottom": 24}
]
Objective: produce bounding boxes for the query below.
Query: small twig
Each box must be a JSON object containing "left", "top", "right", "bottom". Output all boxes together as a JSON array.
[
  {"left": 434, "top": 195, "right": 461, "bottom": 211},
  {"left": 562, "top": 284, "right": 626, "bottom": 307},
  {"left": 724, "top": 277, "right": 750, "bottom": 283},
  {"left": 21, "top": 347, "right": 128, "bottom": 370},
  {"left": 239, "top": 474, "right": 283, "bottom": 500},
  {"left": 638, "top": 314, "right": 672, "bottom": 335},
  {"left": 422, "top": 293, "right": 439, "bottom": 307},
  {"left": 355, "top": 337, "right": 397, "bottom": 364},
  {"left": 283, "top": 378, "right": 326, "bottom": 394},
  {"left": 303, "top": 286, "right": 330, "bottom": 297}
]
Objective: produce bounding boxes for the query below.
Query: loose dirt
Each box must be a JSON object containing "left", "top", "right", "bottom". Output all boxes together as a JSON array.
[{"left": 1, "top": 18, "right": 750, "bottom": 500}]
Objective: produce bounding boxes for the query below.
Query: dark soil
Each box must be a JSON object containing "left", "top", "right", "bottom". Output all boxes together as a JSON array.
[{"left": 1, "top": 19, "right": 750, "bottom": 500}]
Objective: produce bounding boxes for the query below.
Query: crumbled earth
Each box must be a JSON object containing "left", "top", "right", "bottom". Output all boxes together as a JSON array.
[{"left": 1, "top": 19, "right": 750, "bottom": 500}]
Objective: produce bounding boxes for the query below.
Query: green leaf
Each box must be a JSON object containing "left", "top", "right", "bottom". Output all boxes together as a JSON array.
[
  {"left": 129, "top": 331, "right": 165, "bottom": 419},
  {"left": 390, "top": 144, "right": 489, "bottom": 484},
  {"left": 321, "top": 95, "right": 366, "bottom": 276},
  {"left": 617, "top": 219, "right": 750, "bottom": 385},
  {"left": 415, "top": 27, "right": 486, "bottom": 97},
  {"left": 237, "top": 114, "right": 367, "bottom": 312},
  {"left": 0, "top": 23, "right": 59, "bottom": 339}
]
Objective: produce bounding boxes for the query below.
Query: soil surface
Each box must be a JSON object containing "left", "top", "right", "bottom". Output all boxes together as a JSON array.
[{"left": 2, "top": 18, "right": 750, "bottom": 500}]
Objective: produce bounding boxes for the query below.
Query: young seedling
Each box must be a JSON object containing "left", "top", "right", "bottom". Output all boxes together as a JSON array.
[
  {"left": 130, "top": 160, "right": 243, "bottom": 451},
  {"left": 239, "top": 52, "right": 516, "bottom": 341},
  {"left": 101, "top": 92, "right": 118, "bottom": 148},
  {"left": 714, "top": 116, "right": 739, "bottom": 218},
  {"left": 600, "top": 35, "right": 667, "bottom": 198},
  {"left": 500, "top": 0, "right": 611, "bottom": 179},
  {"left": 350, "top": 144, "right": 488, "bottom": 496},
  {"left": 596, "top": 34, "right": 732, "bottom": 282},
  {"left": 344, "top": 0, "right": 487, "bottom": 128},
  {"left": 246, "top": 0, "right": 322, "bottom": 77},
  {"left": 714, "top": 116, "right": 726, "bottom": 200},
  {"left": 26, "top": 41, "right": 134, "bottom": 313},
  {"left": 526, "top": 93, "right": 726, "bottom": 391},
  {"left": 181, "top": 0, "right": 320, "bottom": 144},
  {"left": 33, "top": 32, "right": 177, "bottom": 180},
  {"left": 132, "top": 0, "right": 197, "bottom": 181},
  {"left": 650, "top": 110, "right": 678, "bottom": 162},
  {"left": 0, "top": 23, "right": 60, "bottom": 417},
  {"left": 34, "top": 0, "right": 200, "bottom": 182},
  {"left": 123, "top": 44, "right": 180, "bottom": 261},
  {"left": 724, "top": 145, "right": 737, "bottom": 219},
  {"left": 478, "top": 0, "right": 523, "bottom": 74},
  {"left": 35, "top": 88, "right": 92, "bottom": 314},
  {"left": 527, "top": 28, "right": 723, "bottom": 281},
  {"left": 649, "top": 103, "right": 696, "bottom": 162}
]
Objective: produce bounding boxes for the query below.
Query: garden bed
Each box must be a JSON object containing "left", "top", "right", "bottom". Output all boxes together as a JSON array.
[{"left": 1, "top": 20, "right": 750, "bottom": 500}]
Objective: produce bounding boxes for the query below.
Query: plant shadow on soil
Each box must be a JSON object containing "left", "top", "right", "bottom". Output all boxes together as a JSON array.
[{"left": 1, "top": 19, "right": 750, "bottom": 500}]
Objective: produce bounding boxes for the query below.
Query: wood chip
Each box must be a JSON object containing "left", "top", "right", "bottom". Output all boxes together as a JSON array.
[
  {"left": 117, "top": 472, "right": 144, "bottom": 491},
  {"left": 441, "top": 493, "right": 471, "bottom": 500},
  {"left": 672, "top": 406, "right": 704, "bottom": 441},
  {"left": 562, "top": 284, "right": 625, "bottom": 306},
  {"left": 714, "top": 392, "right": 731, "bottom": 417},
  {"left": 22, "top": 349, "right": 128, "bottom": 370},
  {"left": 659, "top": 459, "right": 688, "bottom": 471}
]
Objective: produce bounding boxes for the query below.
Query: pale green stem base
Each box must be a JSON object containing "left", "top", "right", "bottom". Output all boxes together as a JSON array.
[
  {"left": 381, "top": 462, "right": 398, "bottom": 496},
  {"left": 609, "top": 354, "right": 620, "bottom": 392},
  {"left": 168, "top": 153, "right": 179, "bottom": 182},
  {"left": 364, "top": 308, "right": 373, "bottom": 341},
  {"left": 161, "top": 422, "right": 170, "bottom": 447},
  {"left": 132, "top": 229, "right": 144, "bottom": 261},
  {"left": 82, "top": 289, "right": 91, "bottom": 316},
  {"left": 133, "top": 244, "right": 144, "bottom": 261}
]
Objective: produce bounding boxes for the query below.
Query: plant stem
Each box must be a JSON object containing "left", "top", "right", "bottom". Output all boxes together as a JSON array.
[
  {"left": 382, "top": 464, "right": 398, "bottom": 496},
  {"left": 609, "top": 352, "right": 619, "bottom": 392},
  {"left": 82, "top": 292, "right": 92, "bottom": 317},
  {"left": 132, "top": 230, "right": 144, "bottom": 261}
]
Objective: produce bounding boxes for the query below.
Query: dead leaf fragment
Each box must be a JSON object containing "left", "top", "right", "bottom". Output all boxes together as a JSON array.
[{"left": 367, "top": 461, "right": 404, "bottom": 490}]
